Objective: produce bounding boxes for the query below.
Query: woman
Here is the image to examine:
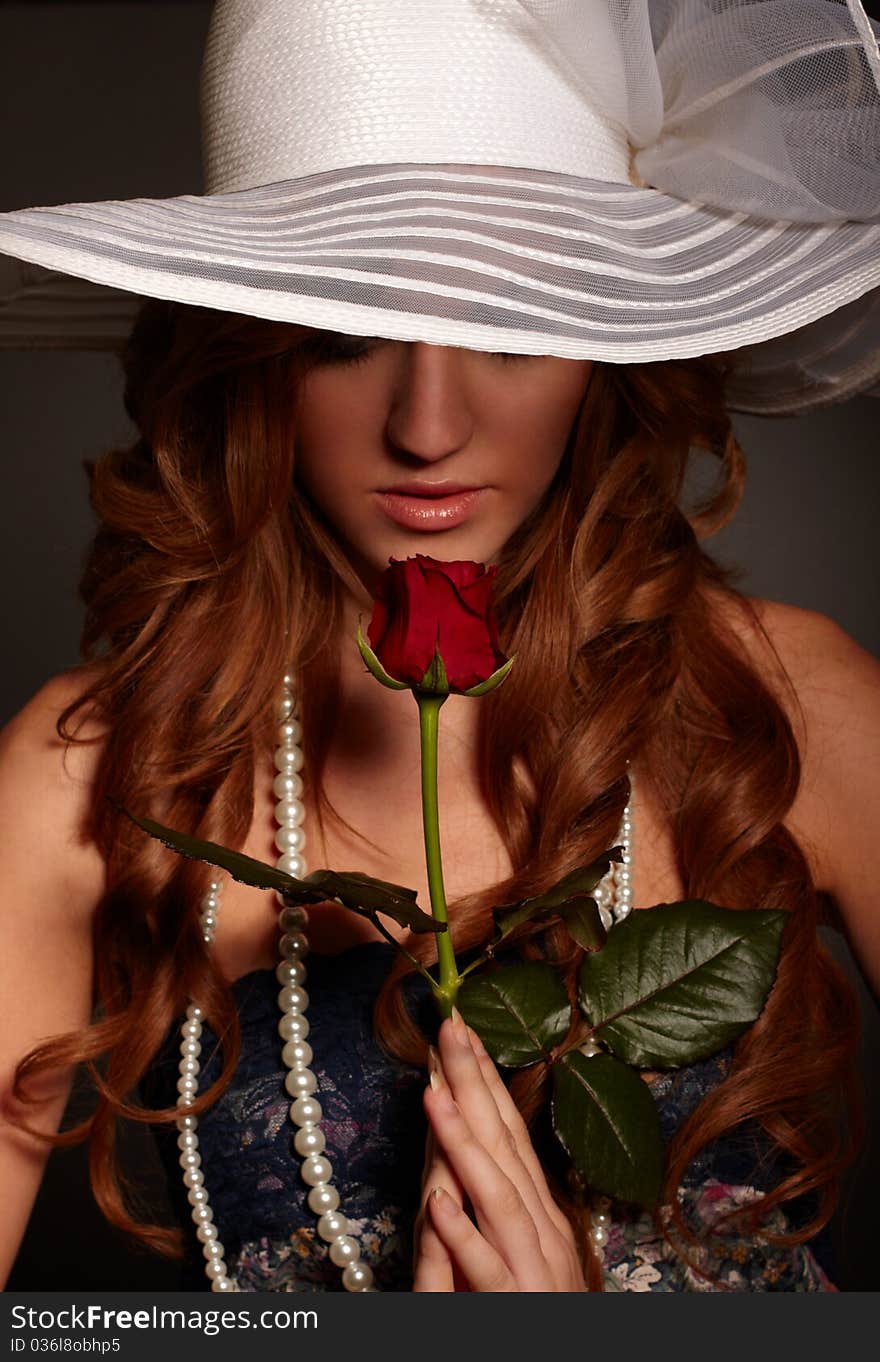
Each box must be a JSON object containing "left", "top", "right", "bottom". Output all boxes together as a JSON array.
[{"left": 0, "top": 0, "right": 878, "bottom": 1292}]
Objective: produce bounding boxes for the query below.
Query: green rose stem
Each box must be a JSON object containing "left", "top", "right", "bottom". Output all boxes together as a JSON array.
[{"left": 415, "top": 692, "right": 460, "bottom": 1016}]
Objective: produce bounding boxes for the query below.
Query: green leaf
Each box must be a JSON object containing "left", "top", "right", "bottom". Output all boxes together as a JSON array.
[
  {"left": 577, "top": 901, "right": 787, "bottom": 1068},
  {"left": 457, "top": 962, "right": 571, "bottom": 1066},
  {"left": 552, "top": 1052, "right": 665, "bottom": 1208},
  {"left": 302, "top": 869, "right": 441, "bottom": 933},
  {"left": 462, "top": 653, "right": 517, "bottom": 697},
  {"left": 491, "top": 852, "right": 619, "bottom": 945},
  {"left": 111, "top": 801, "right": 440, "bottom": 933},
  {"left": 559, "top": 895, "right": 605, "bottom": 952},
  {"left": 112, "top": 801, "right": 317, "bottom": 895},
  {"left": 355, "top": 620, "right": 410, "bottom": 690}
]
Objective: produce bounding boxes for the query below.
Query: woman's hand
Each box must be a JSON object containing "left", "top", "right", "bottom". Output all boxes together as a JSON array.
[{"left": 412, "top": 1008, "right": 588, "bottom": 1292}]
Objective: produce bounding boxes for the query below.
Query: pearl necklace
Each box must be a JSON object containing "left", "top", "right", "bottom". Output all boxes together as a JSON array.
[{"left": 174, "top": 674, "right": 634, "bottom": 1292}]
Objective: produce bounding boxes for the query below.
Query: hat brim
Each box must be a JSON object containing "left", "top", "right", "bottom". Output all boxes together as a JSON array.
[{"left": 0, "top": 162, "right": 878, "bottom": 414}]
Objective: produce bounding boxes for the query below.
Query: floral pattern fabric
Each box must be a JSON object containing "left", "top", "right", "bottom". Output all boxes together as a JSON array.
[{"left": 141, "top": 941, "right": 836, "bottom": 1292}]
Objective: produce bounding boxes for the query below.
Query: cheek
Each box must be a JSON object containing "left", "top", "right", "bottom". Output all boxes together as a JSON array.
[{"left": 505, "top": 392, "right": 582, "bottom": 494}]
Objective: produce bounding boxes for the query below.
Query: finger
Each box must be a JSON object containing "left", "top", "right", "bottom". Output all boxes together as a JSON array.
[
  {"left": 412, "top": 1215, "right": 456, "bottom": 1292},
  {"left": 426, "top": 1187, "right": 518, "bottom": 1293},
  {"left": 424, "top": 1069, "right": 555, "bottom": 1291},
  {"left": 436, "top": 1015, "right": 566, "bottom": 1250},
  {"left": 419, "top": 1057, "right": 465, "bottom": 1213},
  {"left": 463, "top": 1024, "right": 574, "bottom": 1239},
  {"left": 412, "top": 1061, "right": 464, "bottom": 1292}
]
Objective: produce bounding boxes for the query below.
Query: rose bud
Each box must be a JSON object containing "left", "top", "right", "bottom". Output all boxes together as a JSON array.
[{"left": 357, "top": 554, "right": 514, "bottom": 697}]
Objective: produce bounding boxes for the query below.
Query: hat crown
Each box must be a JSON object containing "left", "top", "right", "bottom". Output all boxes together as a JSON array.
[{"left": 200, "top": 0, "right": 631, "bottom": 194}]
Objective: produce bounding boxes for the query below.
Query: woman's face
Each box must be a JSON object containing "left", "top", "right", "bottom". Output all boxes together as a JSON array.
[{"left": 293, "top": 333, "right": 593, "bottom": 590}]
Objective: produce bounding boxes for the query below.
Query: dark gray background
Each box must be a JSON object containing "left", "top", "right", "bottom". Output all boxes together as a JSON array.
[{"left": 1, "top": 2, "right": 878, "bottom": 1291}]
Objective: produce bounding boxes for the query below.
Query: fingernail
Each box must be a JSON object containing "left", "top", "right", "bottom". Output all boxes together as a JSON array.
[
  {"left": 431, "top": 1186, "right": 459, "bottom": 1215},
  {"left": 449, "top": 1006, "right": 470, "bottom": 1047},
  {"left": 427, "top": 1044, "right": 444, "bottom": 1090}
]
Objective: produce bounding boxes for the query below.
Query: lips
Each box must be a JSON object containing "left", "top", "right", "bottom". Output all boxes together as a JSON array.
[
  {"left": 380, "top": 481, "right": 481, "bottom": 497},
  {"left": 375, "top": 487, "right": 486, "bottom": 530}
]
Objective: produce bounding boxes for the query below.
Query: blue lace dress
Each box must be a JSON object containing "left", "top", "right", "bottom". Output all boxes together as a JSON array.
[{"left": 141, "top": 941, "right": 837, "bottom": 1292}]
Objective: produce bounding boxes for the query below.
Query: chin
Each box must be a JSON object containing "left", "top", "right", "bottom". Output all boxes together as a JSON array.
[{"left": 369, "top": 531, "right": 504, "bottom": 570}]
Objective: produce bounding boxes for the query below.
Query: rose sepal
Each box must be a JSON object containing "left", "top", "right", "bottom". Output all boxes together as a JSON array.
[
  {"left": 356, "top": 620, "right": 410, "bottom": 690},
  {"left": 415, "top": 642, "right": 450, "bottom": 698},
  {"left": 462, "top": 653, "right": 516, "bottom": 697}
]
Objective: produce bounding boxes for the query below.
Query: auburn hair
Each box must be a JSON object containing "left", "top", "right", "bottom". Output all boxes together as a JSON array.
[{"left": 6, "top": 300, "right": 863, "bottom": 1288}]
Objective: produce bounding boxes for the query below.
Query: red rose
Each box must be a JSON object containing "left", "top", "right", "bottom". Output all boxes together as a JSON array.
[{"left": 367, "top": 555, "right": 508, "bottom": 694}]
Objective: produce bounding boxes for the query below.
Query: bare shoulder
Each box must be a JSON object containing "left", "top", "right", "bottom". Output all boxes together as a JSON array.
[
  {"left": 731, "top": 596, "right": 877, "bottom": 733},
  {"left": 0, "top": 670, "right": 111, "bottom": 1287},
  {"left": 0, "top": 666, "right": 110, "bottom": 904},
  {"left": 721, "top": 593, "right": 880, "bottom": 990}
]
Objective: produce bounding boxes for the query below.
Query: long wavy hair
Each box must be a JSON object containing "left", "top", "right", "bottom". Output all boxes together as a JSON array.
[{"left": 6, "top": 300, "right": 863, "bottom": 1290}]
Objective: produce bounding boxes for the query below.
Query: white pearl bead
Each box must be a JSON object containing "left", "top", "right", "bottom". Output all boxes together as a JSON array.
[
  {"left": 180, "top": 1039, "right": 201, "bottom": 1060},
  {"left": 182, "top": 1167, "right": 204, "bottom": 1190},
  {"left": 290, "top": 1095, "right": 322, "bottom": 1126},
  {"left": 273, "top": 770, "right": 304, "bottom": 801},
  {"left": 279, "top": 904, "right": 309, "bottom": 931},
  {"left": 279, "top": 931, "right": 310, "bottom": 959},
  {"left": 177, "top": 1130, "right": 199, "bottom": 1152},
  {"left": 276, "top": 959, "right": 307, "bottom": 988},
  {"left": 179, "top": 1056, "right": 200, "bottom": 1077},
  {"left": 276, "top": 797, "right": 306, "bottom": 827},
  {"left": 275, "top": 825, "right": 307, "bottom": 855},
  {"left": 278, "top": 1012, "right": 310, "bottom": 1042},
  {"left": 342, "top": 1262, "right": 374, "bottom": 1291},
  {"left": 285, "top": 1067, "right": 318, "bottom": 1098},
  {"left": 294, "top": 1125, "right": 326, "bottom": 1157},
  {"left": 591, "top": 1225, "right": 609, "bottom": 1248},
  {"left": 317, "top": 1211, "right": 349, "bottom": 1242},
  {"left": 179, "top": 1149, "right": 202, "bottom": 1172},
  {"left": 203, "top": 1239, "right": 225, "bottom": 1261},
  {"left": 196, "top": 1222, "right": 219, "bottom": 1243},
  {"left": 211, "top": 1275, "right": 235, "bottom": 1292},
  {"left": 281, "top": 1039, "right": 313, "bottom": 1069},
  {"left": 329, "top": 1235, "right": 360, "bottom": 1267},
  {"left": 307, "top": 1183, "right": 340, "bottom": 1214},
  {"left": 301, "top": 1155, "right": 333, "bottom": 1186},
  {"left": 278, "top": 985, "right": 309, "bottom": 1013},
  {"left": 176, "top": 1114, "right": 198, "bottom": 1132},
  {"left": 177, "top": 1076, "right": 198, "bottom": 1096},
  {"left": 188, "top": 1186, "right": 209, "bottom": 1208},
  {"left": 201, "top": 912, "right": 217, "bottom": 931},
  {"left": 182, "top": 1020, "right": 202, "bottom": 1039},
  {"left": 186, "top": 1004, "right": 204, "bottom": 1021},
  {"left": 274, "top": 746, "right": 304, "bottom": 774},
  {"left": 201, "top": 892, "right": 220, "bottom": 912},
  {"left": 191, "top": 1204, "right": 214, "bottom": 1226},
  {"left": 276, "top": 851, "right": 306, "bottom": 877},
  {"left": 274, "top": 694, "right": 294, "bottom": 722},
  {"left": 277, "top": 718, "right": 303, "bottom": 745}
]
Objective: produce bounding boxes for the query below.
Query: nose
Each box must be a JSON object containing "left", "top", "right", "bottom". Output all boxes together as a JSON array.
[{"left": 384, "top": 342, "right": 475, "bottom": 465}]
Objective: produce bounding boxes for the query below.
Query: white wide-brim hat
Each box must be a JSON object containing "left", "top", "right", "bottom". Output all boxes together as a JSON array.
[{"left": 1, "top": 0, "right": 879, "bottom": 416}]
